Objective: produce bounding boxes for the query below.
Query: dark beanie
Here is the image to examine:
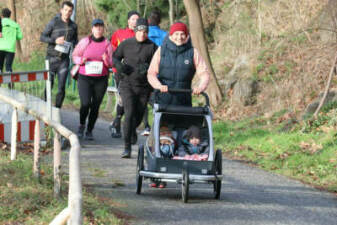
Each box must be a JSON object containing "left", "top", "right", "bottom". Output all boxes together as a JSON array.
[
  {"left": 185, "top": 125, "right": 201, "bottom": 140},
  {"left": 128, "top": 10, "right": 140, "bottom": 19},
  {"left": 134, "top": 18, "right": 148, "bottom": 32}
]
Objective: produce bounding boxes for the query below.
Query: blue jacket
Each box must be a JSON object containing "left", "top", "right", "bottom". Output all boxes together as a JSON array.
[
  {"left": 177, "top": 138, "right": 209, "bottom": 156},
  {"left": 148, "top": 25, "right": 167, "bottom": 46},
  {"left": 157, "top": 36, "right": 195, "bottom": 106}
]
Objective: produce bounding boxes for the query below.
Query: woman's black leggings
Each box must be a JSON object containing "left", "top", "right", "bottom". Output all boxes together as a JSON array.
[{"left": 78, "top": 74, "right": 108, "bottom": 132}]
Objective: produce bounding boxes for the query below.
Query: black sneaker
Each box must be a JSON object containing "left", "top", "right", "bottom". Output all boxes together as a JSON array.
[
  {"left": 110, "top": 118, "right": 122, "bottom": 138},
  {"left": 140, "top": 126, "right": 151, "bottom": 136},
  {"left": 77, "top": 125, "right": 85, "bottom": 139},
  {"left": 131, "top": 130, "right": 138, "bottom": 145},
  {"left": 121, "top": 149, "right": 131, "bottom": 158},
  {"left": 85, "top": 131, "right": 94, "bottom": 140},
  {"left": 111, "top": 130, "right": 122, "bottom": 138}
]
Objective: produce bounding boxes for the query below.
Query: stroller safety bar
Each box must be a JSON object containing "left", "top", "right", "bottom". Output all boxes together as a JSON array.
[{"left": 139, "top": 171, "right": 223, "bottom": 182}]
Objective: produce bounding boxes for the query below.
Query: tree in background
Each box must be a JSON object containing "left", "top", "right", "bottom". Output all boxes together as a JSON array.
[
  {"left": 96, "top": 0, "right": 223, "bottom": 106},
  {"left": 183, "top": 0, "right": 222, "bottom": 106},
  {"left": 95, "top": 0, "right": 184, "bottom": 28}
]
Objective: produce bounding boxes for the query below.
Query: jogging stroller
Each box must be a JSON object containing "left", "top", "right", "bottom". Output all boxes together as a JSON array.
[{"left": 135, "top": 89, "right": 223, "bottom": 203}]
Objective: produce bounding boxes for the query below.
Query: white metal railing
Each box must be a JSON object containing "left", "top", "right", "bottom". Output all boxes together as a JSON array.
[{"left": 0, "top": 70, "right": 82, "bottom": 224}]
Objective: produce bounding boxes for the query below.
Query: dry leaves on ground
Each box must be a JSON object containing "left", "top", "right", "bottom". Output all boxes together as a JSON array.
[{"left": 300, "top": 140, "right": 323, "bottom": 155}]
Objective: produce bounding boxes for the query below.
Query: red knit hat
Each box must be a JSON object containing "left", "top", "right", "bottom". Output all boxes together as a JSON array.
[{"left": 169, "top": 22, "right": 188, "bottom": 36}]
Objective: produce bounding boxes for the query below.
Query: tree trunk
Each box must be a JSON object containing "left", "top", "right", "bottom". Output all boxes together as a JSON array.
[
  {"left": 168, "top": 0, "right": 174, "bottom": 25},
  {"left": 121, "top": 0, "right": 131, "bottom": 11},
  {"left": 183, "top": 0, "right": 223, "bottom": 107},
  {"left": 313, "top": 50, "right": 337, "bottom": 118},
  {"left": 137, "top": 0, "right": 140, "bottom": 13},
  {"left": 143, "top": 0, "right": 148, "bottom": 17},
  {"left": 9, "top": 0, "right": 23, "bottom": 59}
]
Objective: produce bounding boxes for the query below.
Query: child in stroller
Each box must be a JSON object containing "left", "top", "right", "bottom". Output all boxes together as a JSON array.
[
  {"left": 174, "top": 125, "right": 209, "bottom": 161},
  {"left": 150, "top": 125, "right": 176, "bottom": 188}
]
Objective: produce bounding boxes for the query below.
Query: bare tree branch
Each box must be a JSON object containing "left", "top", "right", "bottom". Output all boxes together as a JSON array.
[
  {"left": 122, "top": 0, "right": 131, "bottom": 11},
  {"left": 168, "top": 0, "right": 174, "bottom": 25},
  {"left": 313, "top": 48, "right": 337, "bottom": 118}
]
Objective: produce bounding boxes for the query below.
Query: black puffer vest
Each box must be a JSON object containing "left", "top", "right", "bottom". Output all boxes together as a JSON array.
[{"left": 158, "top": 36, "right": 195, "bottom": 106}]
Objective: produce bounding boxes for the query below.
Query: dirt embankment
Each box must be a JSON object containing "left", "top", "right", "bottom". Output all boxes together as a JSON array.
[
  {"left": 5, "top": 0, "right": 337, "bottom": 120},
  {"left": 203, "top": 0, "right": 337, "bottom": 120}
]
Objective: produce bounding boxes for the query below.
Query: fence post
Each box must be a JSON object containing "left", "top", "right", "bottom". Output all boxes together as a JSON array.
[
  {"left": 54, "top": 129, "right": 62, "bottom": 198},
  {"left": 68, "top": 134, "right": 82, "bottom": 225},
  {"left": 45, "top": 60, "right": 52, "bottom": 120},
  {"left": 54, "top": 107, "right": 62, "bottom": 198},
  {"left": 33, "top": 119, "right": 41, "bottom": 179},
  {"left": 10, "top": 108, "right": 18, "bottom": 160}
]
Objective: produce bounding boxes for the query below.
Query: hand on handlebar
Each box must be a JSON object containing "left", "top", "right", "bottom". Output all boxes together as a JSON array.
[
  {"left": 192, "top": 87, "right": 203, "bottom": 95},
  {"left": 159, "top": 85, "right": 168, "bottom": 93}
]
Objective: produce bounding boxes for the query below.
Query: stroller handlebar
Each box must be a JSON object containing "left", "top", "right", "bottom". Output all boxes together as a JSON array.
[{"left": 154, "top": 88, "right": 210, "bottom": 107}]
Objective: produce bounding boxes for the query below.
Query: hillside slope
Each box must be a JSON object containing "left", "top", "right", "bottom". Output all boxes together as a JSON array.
[
  {"left": 205, "top": 0, "right": 336, "bottom": 120},
  {"left": 5, "top": 0, "right": 337, "bottom": 121}
]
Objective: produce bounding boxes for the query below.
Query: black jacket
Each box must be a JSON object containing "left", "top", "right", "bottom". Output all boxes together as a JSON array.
[
  {"left": 113, "top": 37, "right": 157, "bottom": 88},
  {"left": 40, "top": 13, "right": 78, "bottom": 59}
]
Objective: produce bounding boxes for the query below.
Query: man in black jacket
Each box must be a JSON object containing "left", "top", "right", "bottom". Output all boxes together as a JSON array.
[
  {"left": 40, "top": 1, "right": 78, "bottom": 108},
  {"left": 113, "top": 18, "right": 157, "bottom": 158}
]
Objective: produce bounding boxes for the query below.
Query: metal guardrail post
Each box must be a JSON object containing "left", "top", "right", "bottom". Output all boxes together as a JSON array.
[{"left": 10, "top": 108, "right": 18, "bottom": 160}]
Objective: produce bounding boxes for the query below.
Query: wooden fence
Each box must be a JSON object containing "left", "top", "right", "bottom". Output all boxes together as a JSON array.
[{"left": 0, "top": 70, "right": 82, "bottom": 225}]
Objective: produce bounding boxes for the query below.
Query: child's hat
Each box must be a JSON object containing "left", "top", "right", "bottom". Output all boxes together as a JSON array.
[{"left": 185, "top": 125, "right": 200, "bottom": 139}]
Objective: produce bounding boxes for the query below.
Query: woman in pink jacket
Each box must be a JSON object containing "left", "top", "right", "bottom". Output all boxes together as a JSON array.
[{"left": 72, "top": 19, "right": 113, "bottom": 140}]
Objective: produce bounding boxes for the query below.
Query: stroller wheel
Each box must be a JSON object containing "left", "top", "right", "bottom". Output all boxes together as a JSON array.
[
  {"left": 136, "top": 145, "right": 144, "bottom": 194},
  {"left": 213, "top": 149, "right": 222, "bottom": 199},
  {"left": 181, "top": 162, "right": 189, "bottom": 203}
]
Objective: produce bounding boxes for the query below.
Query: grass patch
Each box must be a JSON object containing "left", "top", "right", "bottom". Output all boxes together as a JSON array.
[
  {"left": 0, "top": 149, "right": 127, "bottom": 224},
  {"left": 88, "top": 167, "right": 107, "bottom": 178},
  {"left": 214, "top": 116, "right": 337, "bottom": 192},
  {"left": 12, "top": 52, "right": 46, "bottom": 71}
]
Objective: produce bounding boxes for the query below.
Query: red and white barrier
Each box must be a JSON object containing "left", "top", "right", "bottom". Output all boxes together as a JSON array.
[
  {"left": 0, "top": 121, "right": 45, "bottom": 143},
  {"left": 0, "top": 70, "right": 50, "bottom": 144},
  {"left": 0, "top": 71, "right": 48, "bottom": 84}
]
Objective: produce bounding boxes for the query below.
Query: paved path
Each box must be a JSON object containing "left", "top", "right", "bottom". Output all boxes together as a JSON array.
[{"left": 61, "top": 110, "right": 337, "bottom": 225}]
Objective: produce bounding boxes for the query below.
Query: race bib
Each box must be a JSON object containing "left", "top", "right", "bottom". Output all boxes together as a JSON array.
[
  {"left": 54, "top": 41, "right": 72, "bottom": 54},
  {"left": 85, "top": 61, "right": 103, "bottom": 74}
]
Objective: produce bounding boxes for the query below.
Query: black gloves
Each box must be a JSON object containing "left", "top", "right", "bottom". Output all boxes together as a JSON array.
[
  {"left": 114, "top": 59, "right": 149, "bottom": 76},
  {"left": 137, "top": 63, "right": 149, "bottom": 76},
  {"left": 113, "top": 58, "right": 133, "bottom": 75},
  {"left": 114, "top": 60, "right": 127, "bottom": 74}
]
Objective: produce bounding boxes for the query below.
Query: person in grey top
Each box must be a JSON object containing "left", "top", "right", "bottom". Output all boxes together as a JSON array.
[{"left": 40, "top": 1, "right": 78, "bottom": 108}]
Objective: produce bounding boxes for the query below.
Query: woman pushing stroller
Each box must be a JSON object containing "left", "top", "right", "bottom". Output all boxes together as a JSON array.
[{"left": 146, "top": 22, "right": 210, "bottom": 188}]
